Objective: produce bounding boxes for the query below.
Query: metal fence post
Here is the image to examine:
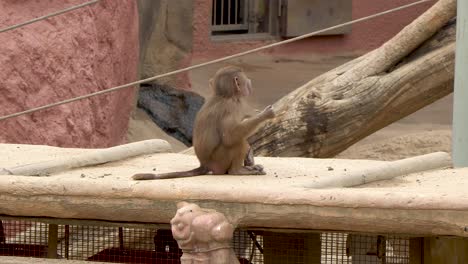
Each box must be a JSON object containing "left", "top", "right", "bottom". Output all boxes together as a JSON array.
[{"left": 453, "top": 0, "right": 468, "bottom": 167}]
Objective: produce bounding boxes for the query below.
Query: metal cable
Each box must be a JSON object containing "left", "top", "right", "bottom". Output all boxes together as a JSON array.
[
  {"left": 0, "top": 0, "right": 433, "bottom": 122},
  {"left": 0, "top": 0, "right": 100, "bottom": 34}
]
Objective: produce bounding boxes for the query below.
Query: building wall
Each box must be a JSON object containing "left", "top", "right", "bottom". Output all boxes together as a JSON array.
[
  {"left": 192, "top": 0, "right": 273, "bottom": 59},
  {"left": 192, "top": 0, "right": 434, "bottom": 60}
]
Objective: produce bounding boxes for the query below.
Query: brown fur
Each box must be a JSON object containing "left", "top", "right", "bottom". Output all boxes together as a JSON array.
[{"left": 132, "top": 66, "right": 275, "bottom": 180}]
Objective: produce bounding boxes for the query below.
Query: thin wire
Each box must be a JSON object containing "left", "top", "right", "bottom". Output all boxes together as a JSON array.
[
  {"left": 0, "top": 0, "right": 433, "bottom": 122},
  {"left": 0, "top": 0, "right": 100, "bottom": 33}
]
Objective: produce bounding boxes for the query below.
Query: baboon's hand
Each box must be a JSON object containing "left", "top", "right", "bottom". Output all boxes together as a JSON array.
[{"left": 261, "top": 105, "right": 275, "bottom": 119}]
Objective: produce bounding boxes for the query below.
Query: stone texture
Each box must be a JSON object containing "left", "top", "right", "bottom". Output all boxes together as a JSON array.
[
  {"left": 0, "top": 0, "right": 139, "bottom": 148},
  {"left": 129, "top": 1, "right": 195, "bottom": 147},
  {"left": 138, "top": 0, "right": 193, "bottom": 89},
  {"left": 138, "top": 84, "right": 205, "bottom": 146}
]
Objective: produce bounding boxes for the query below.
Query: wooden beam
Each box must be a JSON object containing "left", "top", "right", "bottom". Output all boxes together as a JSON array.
[
  {"left": 263, "top": 232, "right": 321, "bottom": 263},
  {"left": 423, "top": 237, "right": 468, "bottom": 263},
  {"left": 0, "top": 174, "right": 468, "bottom": 237},
  {"left": 47, "top": 224, "right": 58, "bottom": 259},
  {"left": 409, "top": 238, "right": 423, "bottom": 264}
]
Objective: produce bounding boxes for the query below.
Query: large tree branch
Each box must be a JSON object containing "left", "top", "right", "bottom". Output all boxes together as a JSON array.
[
  {"left": 336, "top": 0, "right": 455, "bottom": 85},
  {"left": 250, "top": 0, "right": 456, "bottom": 158}
]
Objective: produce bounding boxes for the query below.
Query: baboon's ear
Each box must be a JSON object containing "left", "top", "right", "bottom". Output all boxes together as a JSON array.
[
  {"left": 234, "top": 76, "right": 241, "bottom": 92},
  {"left": 209, "top": 78, "right": 214, "bottom": 89}
]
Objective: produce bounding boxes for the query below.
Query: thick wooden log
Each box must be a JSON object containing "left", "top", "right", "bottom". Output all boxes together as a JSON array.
[
  {"left": 250, "top": 0, "right": 457, "bottom": 158},
  {"left": 1, "top": 177, "right": 468, "bottom": 237},
  {"left": 0, "top": 144, "right": 466, "bottom": 237},
  {"left": 0, "top": 166, "right": 468, "bottom": 238},
  {"left": 307, "top": 152, "right": 451, "bottom": 188},
  {"left": 1, "top": 139, "right": 171, "bottom": 176}
]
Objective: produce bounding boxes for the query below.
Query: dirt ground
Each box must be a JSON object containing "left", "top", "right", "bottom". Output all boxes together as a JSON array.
[{"left": 128, "top": 52, "right": 453, "bottom": 160}]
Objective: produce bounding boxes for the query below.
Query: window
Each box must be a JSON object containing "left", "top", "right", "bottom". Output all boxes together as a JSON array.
[
  {"left": 210, "top": 0, "right": 352, "bottom": 37},
  {"left": 211, "top": 0, "right": 272, "bottom": 36}
]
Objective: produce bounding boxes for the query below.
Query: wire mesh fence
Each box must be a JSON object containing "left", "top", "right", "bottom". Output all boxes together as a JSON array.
[{"left": 0, "top": 218, "right": 412, "bottom": 263}]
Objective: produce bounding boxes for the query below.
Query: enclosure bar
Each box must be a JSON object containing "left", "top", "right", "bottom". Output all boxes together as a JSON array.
[
  {"left": 228, "top": 0, "right": 231, "bottom": 24},
  {"left": 0, "top": 221, "right": 4, "bottom": 244},
  {"left": 452, "top": 0, "right": 468, "bottom": 167},
  {"left": 64, "top": 225, "right": 70, "bottom": 259},
  {"left": 248, "top": 0, "right": 255, "bottom": 33},
  {"left": 118, "top": 227, "right": 124, "bottom": 250},
  {"left": 47, "top": 224, "right": 59, "bottom": 259},
  {"left": 0, "top": 215, "right": 166, "bottom": 229},
  {"left": 221, "top": 0, "right": 224, "bottom": 24},
  {"left": 0, "top": 0, "right": 432, "bottom": 122},
  {"left": 0, "top": 0, "right": 99, "bottom": 33},
  {"left": 409, "top": 238, "right": 423, "bottom": 264},
  {"left": 235, "top": 0, "right": 238, "bottom": 24},
  {"left": 244, "top": 0, "right": 250, "bottom": 29},
  {"left": 278, "top": 0, "right": 282, "bottom": 17},
  {"left": 213, "top": 0, "right": 217, "bottom": 25}
]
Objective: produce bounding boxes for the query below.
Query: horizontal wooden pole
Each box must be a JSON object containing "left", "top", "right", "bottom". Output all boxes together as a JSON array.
[
  {"left": 0, "top": 174, "right": 467, "bottom": 237},
  {"left": 1, "top": 139, "right": 172, "bottom": 176},
  {"left": 306, "top": 152, "right": 452, "bottom": 188}
]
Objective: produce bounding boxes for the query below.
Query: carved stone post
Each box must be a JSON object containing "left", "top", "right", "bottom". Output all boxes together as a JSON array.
[{"left": 170, "top": 202, "right": 240, "bottom": 264}]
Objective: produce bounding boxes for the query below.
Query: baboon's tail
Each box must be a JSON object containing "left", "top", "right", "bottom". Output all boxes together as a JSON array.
[{"left": 132, "top": 166, "right": 209, "bottom": 180}]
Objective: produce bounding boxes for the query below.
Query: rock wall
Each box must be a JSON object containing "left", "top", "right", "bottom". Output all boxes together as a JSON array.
[
  {"left": 138, "top": 0, "right": 193, "bottom": 90},
  {"left": 0, "top": 0, "right": 139, "bottom": 148},
  {"left": 128, "top": 1, "right": 195, "bottom": 147}
]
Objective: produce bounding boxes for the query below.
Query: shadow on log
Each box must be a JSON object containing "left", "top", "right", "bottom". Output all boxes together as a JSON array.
[
  {"left": 138, "top": 84, "right": 205, "bottom": 146},
  {"left": 250, "top": 0, "right": 456, "bottom": 158}
]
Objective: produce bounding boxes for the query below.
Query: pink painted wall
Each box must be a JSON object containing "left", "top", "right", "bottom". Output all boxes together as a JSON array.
[
  {"left": 0, "top": 0, "right": 139, "bottom": 148},
  {"left": 192, "top": 0, "right": 272, "bottom": 59},
  {"left": 192, "top": 0, "right": 434, "bottom": 59}
]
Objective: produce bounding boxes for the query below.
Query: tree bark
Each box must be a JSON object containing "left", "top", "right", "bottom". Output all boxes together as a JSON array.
[{"left": 250, "top": 0, "right": 456, "bottom": 158}]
